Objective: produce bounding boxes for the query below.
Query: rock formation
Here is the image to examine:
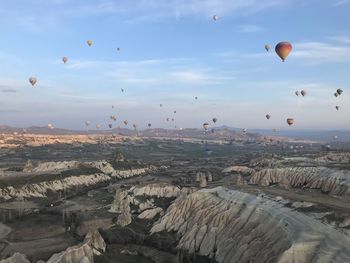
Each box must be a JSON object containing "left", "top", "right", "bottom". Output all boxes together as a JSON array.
[
  {"left": 250, "top": 167, "right": 350, "bottom": 196},
  {"left": 138, "top": 207, "right": 163, "bottom": 220},
  {"left": 108, "top": 188, "right": 132, "bottom": 226},
  {"left": 151, "top": 187, "right": 350, "bottom": 263},
  {"left": 0, "top": 253, "right": 30, "bottom": 263},
  {"left": 222, "top": 166, "right": 255, "bottom": 175},
  {"left": 46, "top": 243, "right": 94, "bottom": 263},
  {"left": 84, "top": 229, "right": 106, "bottom": 256}
]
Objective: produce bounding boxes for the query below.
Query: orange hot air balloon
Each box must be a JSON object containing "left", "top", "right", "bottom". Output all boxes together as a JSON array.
[
  {"left": 286, "top": 118, "right": 294, "bottom": 126},
  {"left": 275, "top": 42, "right": 292, "bottom": 62}
]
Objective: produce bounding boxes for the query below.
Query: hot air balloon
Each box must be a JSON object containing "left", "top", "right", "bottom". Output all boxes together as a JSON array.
[
  {"left": 334, "top": 92, "right": 338, "bottom": 98},
  {"left": 171, "top": 118, "right": 175, "bottom": 122},
  {"left": 174, "top": 110, "right": 177, "bottom": 114},
  {"left": 62, "top": 57, "right": 68, "bottom": 64},
  {"left": 336, "top": 106, "right": 340, "bottom": 110},
  {"left": 195, "top": 96, "right": 198, "bottom": 100},
  {"left": 301, "top": 90, "right": 307, "bottom": 97},
  {"left": 275, "top": 42, "right": 292, "bottom": 62},
  {"left": 166, "top": 118, "right": 170, "bottom": 122},
  {"left": 112, "top": 105, "right": 114, "bottom": 109},
  {"left": 85, "top": 121, "right": 90, "bottom": 126},
  {"left": 203, "top": 123, "right": 209, "bottom": 131},
  {"left": 29, "top": 77, "right": 37, "bottom": 87},
  {"left": 117, "top": 47, "right": 121, "bottom": 52},
  {"left": 47, "top": 124, "right": 54, "bottom": 129},
  {"left": 213, "top": 15, "right": 219, "bottom": 21},
  {"left": 133, "top": 124, "right": 137, "bottom": 130},
  {"left": 295, "top": 91, "right": 300, "bottom": 96},
  {"left": 96, "top": 124, "right": 101, "bottom": 129},
  {"left": 121, "top": 88, "right": 124, "bottom": 92},
  {"left": 287, "top": 118, "right": 294, "bottom": 126},
  {"left": 333, "top": 135, "right": 338, "bottom": 140},
  {"left": 108, "top": 124, "right": 113, "bottom": 129},
  {"left": 110, "top": 115, "right": 117, "bottom": 121},
  {"left": 160, "top": 104, "right": 163, "bottom": 107},
  {"left": 242, "top": 128, "right": 247, "bottom": 134},
  {"left": 265, "top": 44, "right": 271, "bottom": 52},
  {"left": 212, "top": 117, "right": 218, "bottom": 123},
  {"left": 87, "top": 40, "right": 93, "bottom": 46},
  {"left": 266, "top": 114, "right": 271, "bottom": 120},
  {"left": 148, "top": 123, "right": 152, "bottom": 128},
  {"left": 124, "top": 120, "right": 128, "bottom": 125},
  {"left": 337, "top": 89, "right": 343, "bottom": 95}
]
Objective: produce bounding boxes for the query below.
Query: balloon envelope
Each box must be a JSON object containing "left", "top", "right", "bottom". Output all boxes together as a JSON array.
[
  {"left": 275, "top": 42, "right": 292, "bottom": 62},
  {"left": 287, "top": 118, "right": 294, "bottom": 126},
  {"left": 29, "top": 77, "right": 37, "bottom": 86}
]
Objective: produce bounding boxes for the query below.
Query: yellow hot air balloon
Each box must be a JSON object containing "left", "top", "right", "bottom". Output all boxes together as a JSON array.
[
  {"left": 29, "top": 77, "right": 37, "bottom": 87},
  {"left": 275, "top": 42, "right": 292, "bottom": 62},
  {"left": 87, "top": 40, "right": 93, "bottom": 46}
]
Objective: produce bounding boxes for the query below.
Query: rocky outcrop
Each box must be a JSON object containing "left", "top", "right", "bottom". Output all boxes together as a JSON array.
[
  {"left": 84, "top": 229, "right": 106, "bottom": 256},
  {"left": 131, "top": 183, "right": 195, "bottom": 198},
  {"left": 108, "top": 189, "right": 132, "bottom": 226},
  {"left": 0, "top": 173, "right": 110, "bottom": 200},
  {"left": 250, "top": 167, "right": 350, "bottom": 196},
  {"left": 151, "top": 187, "right": 350, "bottom": 263},
  {"left": 46, "top": 243, "right": 94, "bottom": 263},
  {"left": 24, "top": 161, "right": 80, "bottom": 173},
  {"left": 138, "top": 207, "right": 163, "bottom": 220},
  {"left": 0, "top": 253, "right": 30, "bottom": 263},
  {"left": 222, "top": 166, "right": 255, "bottom": 175},
  {"left": 315, "top": 152, "right": 350, "bottom": 164}
]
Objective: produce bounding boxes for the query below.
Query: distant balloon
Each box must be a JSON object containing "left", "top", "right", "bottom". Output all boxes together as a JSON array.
[
  {"left": 124, "top": 120, "right": 128, "bottom": 125},
  {"left": 335, "top": 106, "right": 340, "bottom": 110},
  {"left": 121, "top": 88, "right": 124, "bottom": 92},
  {"left": 110, "top": 115, "right": 117, "bottom": 121},
  {"left": 174, "top": 110, "right": 177, "bottom": 114},
  {"left": 333, "top": 135, "right": 338, "bottom": 140},
  {"left": 336, "top": 89, "right": 343, "bottom": 95},
  {"left": 96, "top": 124, "right": 101, "bottom": 129},
  {"left": 87, "top": 40, "right": 93, "bottom": 46},
  {"left": 29, "top": 77, "right": 37, "bottom": 87},
  {"left": 166, "top": 118, "right": 170, "bottom": 122},
  {"left": 85, "top": 121, "right": 90, "bottom": 126},
  {"left": 112, "top": 105, "right": 114, "bottom": 109},
  {"left": 213, "top": 15, "right": 219, "bottom": 21},
  {"left": 133, "top": 124, "right": 137, "bottom": 130},
  {"left": 148, "top": 123, "right": 152, "bottom": 128},
  {"left": 301, "top": 90, "right": 307, "bottom": 97},
  {"left": 172, "top": 118, "right": 175, "bottom": 122},
  {"left": 265, "top": 44, "right": 271, "bottom": 52},
  {"left": 117, "top": 47, "right": 121, "bottom": 52},
  {"left": 334, "top": 92, "right": 339, "bottom": 98},
  {"left": 275, "top": 42, "right": 292, "bottom": 62},
  {"left": 47, "top": 123, "right": 54, "bottom": 129},
  {"left": 266, "top": 114, "right": 271, "bottom": 120},
  {"left": 295, "top": 91, "right": 300, "bottom": 96},
  {"left": 203, "top": 123, "right": 209, "bottom": 131},
  {"left": 108, "top": 124, "right": 113, "bottom": 129},
  {"left": 242, "top": 128, "right": 247, "bottom": 134},
  {"left": 286, "top": 118, "right": 294, "bottom": 126},
  {"left": 195, "top": 96, "right": 198, "bottom": 100},
  {"left": 212, "top": 117, "right": 218, "bottom": 123},
  {"left": 160, "top": 104, "right": 163, "bottom": 107}
]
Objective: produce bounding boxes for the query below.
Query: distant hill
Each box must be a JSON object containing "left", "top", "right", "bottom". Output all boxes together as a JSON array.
[{"left": 1, "top": 125, "right": 349, "bottom": 142}]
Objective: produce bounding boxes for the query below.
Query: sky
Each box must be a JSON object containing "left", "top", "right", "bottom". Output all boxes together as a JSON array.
[{"left": 0, "top": 0, "right": 349, "bottom": 130}]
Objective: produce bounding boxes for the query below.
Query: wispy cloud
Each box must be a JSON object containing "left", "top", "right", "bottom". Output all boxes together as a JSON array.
[
  {"left": 2, "top": 89, "right": 17, "bottom": 93},
  {"left": 333, "top": 0, "right": 349, "bottom": 6},
  {"left": 237, "top": 24, "right": 264, "bottom": 33}
]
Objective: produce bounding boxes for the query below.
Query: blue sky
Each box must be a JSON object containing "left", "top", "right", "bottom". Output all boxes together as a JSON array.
[{"left": 0, "top": 0, "right": 349, "bottom": 130}]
